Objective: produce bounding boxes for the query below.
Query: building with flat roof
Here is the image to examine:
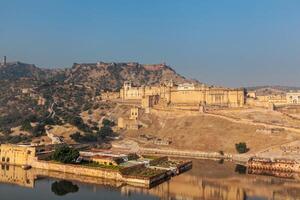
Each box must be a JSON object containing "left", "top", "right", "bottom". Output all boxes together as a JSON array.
[{"left": 287, "top": 91, "right": 300, "bottom": 104}]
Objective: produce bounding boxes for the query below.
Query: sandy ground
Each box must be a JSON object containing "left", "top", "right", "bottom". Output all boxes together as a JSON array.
[
  {"left": 213, "top": 108, "right": 300, "bottom": 128},
  {"left": 121, "top": 108, "right": 300, "bottom": 154},
  {"left": 8, "top": 103, "right": 300, "bottom": 157}
]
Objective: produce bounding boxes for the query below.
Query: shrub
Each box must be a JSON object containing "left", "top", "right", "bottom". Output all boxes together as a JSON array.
[
  {"left": 20, "top": 119, "right": 33, "bottom": 132},
  {"left": 32, "top": 123, "right": 46, "bottom": 137},
  {"left": 68, "top": 116, "right": 91, "bottom": 132},
  {"left": 97, "top": 126, "right": 113, "bottom": 139},
  {"left": 102, "top": 119, "right": 115, "bottom": 127},
  {"left": 235, "top": 142, "right": 249, "bottom": 154},
  {"left": 70, "top": 132, "right": 97, "bottom": 143}
]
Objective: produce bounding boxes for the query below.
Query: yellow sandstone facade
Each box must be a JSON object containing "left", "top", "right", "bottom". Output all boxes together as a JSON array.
[
  {"left": 120, "top": 81, "right": 245, "bottom": 108},
  {"left": 0, "top": 144, "right": 37, "bottom": 166},
  {"left": 286, "top": 91, "right": 300, "bottom": 104}
]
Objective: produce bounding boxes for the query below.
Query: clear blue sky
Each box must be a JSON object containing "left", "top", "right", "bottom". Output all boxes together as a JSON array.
[{"left": 1, "top": 0, "right": 300, "bottom": 87}]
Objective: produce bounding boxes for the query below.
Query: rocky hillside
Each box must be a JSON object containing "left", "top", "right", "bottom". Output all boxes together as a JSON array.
[
  {"left": 0, "top": 60, "right": 192, "bottom": 142},
  {"left": 0, "top": 61, "right": 192, "bottom": 89},
  {"left": 0, "top": 62, "right": 47, "bottom": 80},
  {"left": 64, "top": 62, "right": 191, "bottom": 90}
]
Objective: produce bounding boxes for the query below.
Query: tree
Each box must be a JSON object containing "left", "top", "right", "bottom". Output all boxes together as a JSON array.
[
  {"left": 70, "top": 132, "right": 81, "bottom": 141},
  {"left": 52, "top": 145, "right": 79, "bottom": 163},
  {"left": 32, "top": 123, "right": 46, "bottom": 137},
  {"left": 235, "top": 142, "right": 249, "bottom": 154},
  {"left": 68, "top": 116, "right": 90, "bottom": 132},
  {"left": 20, "top": 119, "right": 33, "bottom": 132},
  {"left": 102, "top": 119, "right": 115, "bottom": 127},
  {"left": 1, "top": 127, "right": 12, "bottom": 135},
  {"left": 70, "top": 132, "right": 97, "bottom": 143},
  {"left": 97, "top": 126, "right": 113, "bottom": 139}
]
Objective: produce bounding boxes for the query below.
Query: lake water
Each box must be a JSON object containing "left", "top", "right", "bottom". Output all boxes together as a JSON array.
[{"left": 0, "top": 159, "right": 300, "bottom": 200}]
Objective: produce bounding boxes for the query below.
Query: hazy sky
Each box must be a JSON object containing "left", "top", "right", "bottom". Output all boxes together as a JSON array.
[{"left": 1, "top": 0, "right": 300, "bottom": 87}]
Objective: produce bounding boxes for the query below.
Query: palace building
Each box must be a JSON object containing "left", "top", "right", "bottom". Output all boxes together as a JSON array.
[
  {"left": 286, "top": 91, "right": 300, "bottom": 104},
  {"left": 120, "top": 81, "right": 245, "bottom": 108}
]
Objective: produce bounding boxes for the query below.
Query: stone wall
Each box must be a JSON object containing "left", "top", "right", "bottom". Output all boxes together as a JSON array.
[
  {"left": 0, "top": 144, "right": 36, "bottom": 166},
  {"left": 119, "top": 82, "right": 245, "bottom": 108},
  {"left": 30, "top": 159, "right": 123, "bottom": 181}
]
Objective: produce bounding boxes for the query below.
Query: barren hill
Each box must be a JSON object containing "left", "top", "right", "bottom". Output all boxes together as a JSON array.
[
  {"left": 0, "top": 62, "right": 47, "bottom": 80},
  {"left": 247, "top": 86, "right": 300, "bottom": 95},
  {"left": 64, "top": 62, "right": 193, "bottom": 90}
]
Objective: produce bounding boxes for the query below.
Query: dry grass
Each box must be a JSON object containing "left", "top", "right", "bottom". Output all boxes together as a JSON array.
[{"left": 123, "top": 109, "right": 299, "bottom": 154}]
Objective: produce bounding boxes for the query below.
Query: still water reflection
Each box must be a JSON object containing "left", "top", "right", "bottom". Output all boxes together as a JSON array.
[{"left": 0, "top": 159, "right": 300, "bottom": 200}]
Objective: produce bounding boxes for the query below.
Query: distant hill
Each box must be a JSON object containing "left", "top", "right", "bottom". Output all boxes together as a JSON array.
[
  {"left": 0, "top": 61, "right": 193, "bottom": 90},
  {"left": 246, "top": 86, "right": 300, "bottom": 95},
  {"left": 64, "top": 62, "right": 193, "bottom": 90},
  {"left": 0, "top": 62, "right": 47, "bottom": 80},
  {"left": 0, "top": 60, "right": 196, "bottom": 141}
]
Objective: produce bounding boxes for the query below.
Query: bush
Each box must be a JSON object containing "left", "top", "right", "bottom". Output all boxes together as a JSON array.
[
  {"left": 32, "top": 123, "right": 46, "bottom": 137},
  {"left": 20, "top": 119, "right": 33, "bottom": 132},
  {"left": 97, "top": 126, "right": 113, "bottom": 139},
  {"left": 102, "top": 119, "right": 115, "bottom": 127},
  {"left": 70, "top": 132, "right": 97, "bottom": 143},
  {"left": 235, "top": 142, "right": 249, "bottom": 154},
  {"left": 1, "top": 127, "right": 12, "bottom": 135},
  {"left": 68, "top": 116, "right": 91, "bottom": 132},
  {"left": 52, "top": 145, "right": 79, "bottom": 163},
  {"left": 8, "top": 135, "right": 32, "bottom": 144}
]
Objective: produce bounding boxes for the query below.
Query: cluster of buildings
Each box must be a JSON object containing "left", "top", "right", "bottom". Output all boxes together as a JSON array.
[
  {"left": 101, "top": 82, "right": 300, "bottom": 130},
  {"left": 120, "top": 81, "right": 245, "bottom": 109},
  {"left": 0, "top": 144, "right": 192, "bottom": 188},
  {"left": 247, "top": 91, "right": 300, "bottom": 108},
  {"left": 102, "top": 81, "right": 246, "bottom": 113},
  {"left": 102, "top": 81, "right": 300, "bottom": 112},
  {"left": 247, "top": 157, "right": 300, "bottom": 173}
]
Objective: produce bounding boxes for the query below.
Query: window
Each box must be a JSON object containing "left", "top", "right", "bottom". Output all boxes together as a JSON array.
[
  {"left": 6, "top": 158, "right": 9, "bottom": 163},
  {"left": 2, "top": 157, "right": 5, "bottom": 162}
]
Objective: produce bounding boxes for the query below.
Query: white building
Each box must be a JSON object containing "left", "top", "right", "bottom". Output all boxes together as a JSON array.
[
  {"left": 177, "top": 83, "right": 195, "bottom": 91},
  {"left": 286, "top": 91, "right": 300, "bottom": 104}
]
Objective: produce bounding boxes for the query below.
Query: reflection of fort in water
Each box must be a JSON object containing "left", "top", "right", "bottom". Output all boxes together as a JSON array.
[
  {"left": 0, "top": 164, "right": 124, "bottom": 189},
  {"left": 122, "top": 160, "right": 300, "bottom": 200},
  {"left": 2, "top": 160, "right": 300, "bottom": 200}
]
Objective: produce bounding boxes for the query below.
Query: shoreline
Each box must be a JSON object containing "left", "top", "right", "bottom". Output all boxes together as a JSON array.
[{"left": 139, "top": 147, "right": 252, "bottom": 164}]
